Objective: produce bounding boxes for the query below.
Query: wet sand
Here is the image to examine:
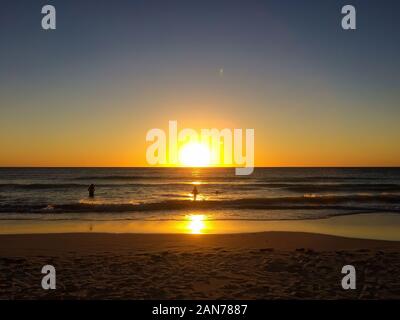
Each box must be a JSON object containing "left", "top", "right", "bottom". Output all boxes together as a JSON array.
[{"left": 1, "top": 232, "right": 400, "bottom": 299}]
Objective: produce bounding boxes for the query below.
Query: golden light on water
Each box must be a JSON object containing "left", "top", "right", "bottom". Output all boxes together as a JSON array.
[{"left": 187, "top": 214, "right": 206, "bottom": 234}]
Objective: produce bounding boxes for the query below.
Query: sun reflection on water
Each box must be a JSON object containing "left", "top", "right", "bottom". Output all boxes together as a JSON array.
[{"left": 187, "top": 214, "right": 206, "bottom": 234}]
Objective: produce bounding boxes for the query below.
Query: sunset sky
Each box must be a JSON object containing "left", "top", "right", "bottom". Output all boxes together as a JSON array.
[{"left": 1, "top": 0, "right": 399, "bottom": 167}]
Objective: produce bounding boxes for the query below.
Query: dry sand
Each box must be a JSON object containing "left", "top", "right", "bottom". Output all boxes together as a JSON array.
[{"left": 1, "top": 232, "right": 400, "bottom": 299}]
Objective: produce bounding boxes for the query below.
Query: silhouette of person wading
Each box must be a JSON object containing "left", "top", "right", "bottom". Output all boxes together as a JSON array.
[
  {"left": 88, "top": 184, "right": 95, "bottom": 198},
  {"left": 192, "top": 186, "right": 199, "bottom": 201}
]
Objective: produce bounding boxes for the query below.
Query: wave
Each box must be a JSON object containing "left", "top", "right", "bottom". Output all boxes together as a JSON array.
[
  {"left": 0, "top": 183, "right": 87, "bottom": 190},
  {"left": 2, "top": 182, "right": 400, "bottom": 192},
  {"left": 72, "top": 175, "right": 159, "bottom": 180},
  {"left": 72, "top": 174, "right": 252, "bottom": 181},
  {"left": 0, "top": 182, "right": 224, "bottom": 190},
  {"left": 256, "top": 183, "right": 400, "bottom": 193},
  {"left": 73, "top": 176, "right": 390, "bottom": 183},
  {"left": 0, "top": 182, "right": 238, "bottom": 190},
  {"left": 256, "top": 176, "right": 388, "bottom": 182},
  {"left": 1, "top": 194, "right": 399, "bottom": 213}
]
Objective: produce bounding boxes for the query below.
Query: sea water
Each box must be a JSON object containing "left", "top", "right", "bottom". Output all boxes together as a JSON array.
[{"left": 0, "top": 167, "right": 399, "bottom": 223}]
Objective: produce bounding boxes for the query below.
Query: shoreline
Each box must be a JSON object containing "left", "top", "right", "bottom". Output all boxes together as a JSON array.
[
  {"left": 1, "top": 231, "right": 400, "bottom": 255},
  {"left": 1, "top": 212, "right": 400, "bottom": 241}
]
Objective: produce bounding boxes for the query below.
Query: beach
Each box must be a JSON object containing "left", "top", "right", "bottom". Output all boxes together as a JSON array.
[
  {"left": 1, "top": 168, "right": 400, "bottom": 299},
  {"left": 1, "top": 231, "right": 400, "bottom": 300}
]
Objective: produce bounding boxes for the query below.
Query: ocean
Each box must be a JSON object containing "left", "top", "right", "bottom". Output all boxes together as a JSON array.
[{"left": 0, "top": 167, "right": 400, "bottom": 222}]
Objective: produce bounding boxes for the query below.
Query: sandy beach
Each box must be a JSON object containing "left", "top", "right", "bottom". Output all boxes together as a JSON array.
[{"left": 1, "top": 231, "right": 400, "bottom": 300}]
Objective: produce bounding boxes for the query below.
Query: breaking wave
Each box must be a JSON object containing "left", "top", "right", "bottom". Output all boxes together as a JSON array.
[{"left": 1, "top": 194, "right": 399, "bottom": 214}]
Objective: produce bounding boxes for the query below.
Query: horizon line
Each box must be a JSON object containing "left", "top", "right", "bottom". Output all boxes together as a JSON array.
[{"left": 1, "top": 166, "right": 400, "bottom": 169}]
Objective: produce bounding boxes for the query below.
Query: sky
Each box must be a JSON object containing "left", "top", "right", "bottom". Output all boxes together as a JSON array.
[{"left": 1, "top": 0, "right": 399, "bottom": 167}]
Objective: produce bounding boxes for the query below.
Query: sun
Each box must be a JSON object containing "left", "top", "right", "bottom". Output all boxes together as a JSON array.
[{"left": 179, "top": 143, "right": 211, "bottom": 167}]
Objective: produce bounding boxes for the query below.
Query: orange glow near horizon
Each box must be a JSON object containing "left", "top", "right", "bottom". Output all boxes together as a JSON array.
[{"left": 2, "top": 115, "right": 400, "bottom": 167}]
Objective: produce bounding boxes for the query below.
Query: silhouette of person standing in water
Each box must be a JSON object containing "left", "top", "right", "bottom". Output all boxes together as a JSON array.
[
  {"left": 192, "top": 186, "right": 199, "bottom": 201},
  {"left": 88, "top": 184, "right": 95, "bottom": 198}
]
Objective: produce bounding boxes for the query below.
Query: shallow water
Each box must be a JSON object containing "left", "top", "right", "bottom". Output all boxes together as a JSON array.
[{"left": 1, "top": 213, "right": 400, "bottom": 241}]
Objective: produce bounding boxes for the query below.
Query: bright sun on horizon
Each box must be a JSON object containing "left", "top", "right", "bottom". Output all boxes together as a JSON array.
[{"left": 179, "top": 143, "right": 211, "bottom": 167}]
